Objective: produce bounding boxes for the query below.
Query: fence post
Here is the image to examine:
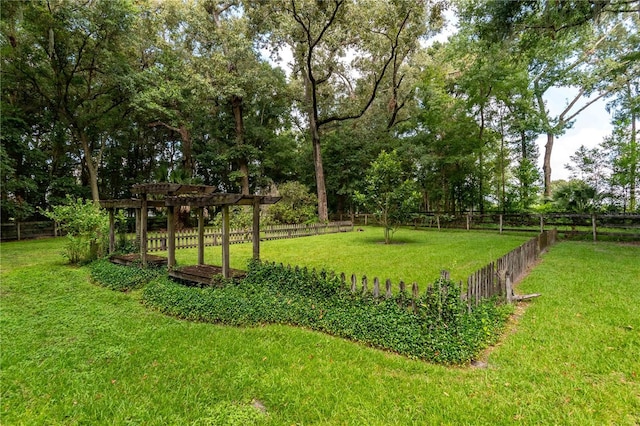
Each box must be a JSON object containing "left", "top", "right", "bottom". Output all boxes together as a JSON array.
[
  {"left": 466, "top": 213, "right": 470, "bottom": 231},
  {"left": 385, "top": 279, "right": 392, "bottom": 298},
  {"left": 440, "top": 270, "right": 450, "bottom": 280},
  {"left": 540, "top": 214, "right": 544, "bottom": 233},
  {"left": 373, "top": 277, "right": 380, "bottom": 298},
  {"left": 499, "top": 214, "right": 503, "bottom": 234},
  {"left": 411, "top": 282, "right": 419, "bottom": 313},
  {"left": 592, "top": 213, "right": 597, "bottom": 242},
  {"left": 17, "top": 222, "right": 21, "bottom": 241},
  {"left": 505, "top": 271, "right": 513, "bottom": 303}
]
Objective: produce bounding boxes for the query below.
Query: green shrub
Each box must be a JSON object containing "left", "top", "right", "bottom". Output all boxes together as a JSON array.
[
  {"left": 142, "top": 261, "right": 511, "bottom": 364},
  {"left": 42, "top": 196, "right": 109, "bottom": 264},
  {"left": 266, "top": 181, "right": 317, "bottom": 224},
  {"left": 89, "top": 259, "right": 165, "bottom": 292}
]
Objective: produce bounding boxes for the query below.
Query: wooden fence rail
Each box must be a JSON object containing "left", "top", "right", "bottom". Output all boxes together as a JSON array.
[
  {"left": 136, "top": 221, "right": 354, "bottom": 252},
  {"left": 1, "top": 221, "right": 61, "bottom": 241}
]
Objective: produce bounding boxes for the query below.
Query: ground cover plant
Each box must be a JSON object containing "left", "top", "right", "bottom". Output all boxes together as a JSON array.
[
  {"left": 142, "top": 261, "right": 511, "bottom": 364},
  {"left": 1, "top": 236, "right": 639, "bottom": 424},
  {"left": 89, "top": 259, "right": 165, "bottom": 292}
]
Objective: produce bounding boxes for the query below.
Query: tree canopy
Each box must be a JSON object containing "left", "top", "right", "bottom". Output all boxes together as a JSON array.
[{"left": 1, "top": 0, "right": 638, "bottom": 222}]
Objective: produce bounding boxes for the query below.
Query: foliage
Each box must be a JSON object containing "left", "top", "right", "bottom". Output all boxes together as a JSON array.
[
  {"left": 41, "top": 197, "right": 109, "bottom": 264},
  {"left": 266, "top": 181, "right": 318, "bottom": 225},
  {"left": 142, "top": 261, "right": 509, "bottom": 364},
  {"left": 354, "top": 151, "right": 421, "bottom": 243},
  {"left": 551, "top": 180, "right": 598, "bottom": 213},
  {"left": 89, "top": 259, "right": 164, "bottom": 292}
]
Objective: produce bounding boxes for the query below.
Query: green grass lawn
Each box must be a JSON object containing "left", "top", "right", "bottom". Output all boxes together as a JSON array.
[
  {"left": 1, "top": 232, "right": 639, "bottom": 425},
  {"left": 169, "top": 226, "right": 532, "bottom": 286}
]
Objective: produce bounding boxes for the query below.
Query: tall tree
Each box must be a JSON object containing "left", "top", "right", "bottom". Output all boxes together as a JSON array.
[
  {"left": 456, "top": 0, "right": 640, "bottom": 197},
  {"left": 250, "top": 0, "right": 440, "bottom": 221},
  {"left": 2, "top": 0, "right": 139, "bottom": 202}
]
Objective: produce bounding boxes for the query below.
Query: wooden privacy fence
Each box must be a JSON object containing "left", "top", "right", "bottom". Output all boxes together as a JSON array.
[{"left": 139, "top": 221, "right": 354, "bottom": 252}]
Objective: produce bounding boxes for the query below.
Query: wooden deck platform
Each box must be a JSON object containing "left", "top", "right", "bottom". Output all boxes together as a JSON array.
[
  {"left": 109, "top": 253, "right": 168, "bottom": 267},
  {"left": 169, "top": 264, "right": 246, "bottom": 286}
]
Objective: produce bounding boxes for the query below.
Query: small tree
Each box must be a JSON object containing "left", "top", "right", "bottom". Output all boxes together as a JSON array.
[
  {"left": 355, "top": 150, "right": 421, "bottom": 244},
  {"left": 42, "top": 197, "right": 109, "bottom": 264}
]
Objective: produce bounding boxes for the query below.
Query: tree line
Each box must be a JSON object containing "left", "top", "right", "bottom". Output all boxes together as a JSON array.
[{"left": 2, "top": 0, "right": 638, "bottom": 223}]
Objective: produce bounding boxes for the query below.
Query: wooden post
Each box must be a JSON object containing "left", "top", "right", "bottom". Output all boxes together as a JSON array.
[
  {"left": 505, "top": 271, "right": 513, "bottom": 303},
  {"left": 252, "top": 197, "right": 260, "bottom": 261},
  {"left": 466, "top": 213, "right": 470, "bottom": 231},
  {"left": 436, "top": 215, "right": 440, "bottom": 230},
  {"left": 140, "top": 194, "right": 148, "bottom": 266},
  {"left": 135, "top": 208, "right": 141, "bottom": 247},
  {"left": 17, "top": 222, "right": 21, "bottom": 241},
  {"left": 499, "top": 214, "right": 503, "bottom": 234},
  {"left": 167, "top": 205, "right": 176, "bottom": 269},
  {"left": 197, "top": 207, "right": 205, "bottom": 265},
  {"left": 592, "top": 213, "right": 597, "bottom": 242},
  {"left": 222, "top": 205, "right": 230, "bottom": 279},
  {"left": 108, "top": 209, "right": 116, "bottom": 254},
  {"left": 540, "top": 214, "right": 544, "bottom": 233}
]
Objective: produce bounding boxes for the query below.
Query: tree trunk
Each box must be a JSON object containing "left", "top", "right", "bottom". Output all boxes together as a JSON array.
[
  {"left": 78, "top": 130, "right": 101, "bottom": 203},
  {"left": 177, "top": 125, "right": 194, "bottom": 179},
  {"left": 630, "top": 103, "right": 637, "bottom": 211},
  {"left": 543, "top": 132, "right": 554, "bottom": 198},
  {"left": 304, "top": 70, "right": 328, "bottom": 222},
  {"left": 313, "top": 133, "right": 328, "bottom": 222},
  {"left": 232, "top": 95, "right": 250, "bottom": 195}
]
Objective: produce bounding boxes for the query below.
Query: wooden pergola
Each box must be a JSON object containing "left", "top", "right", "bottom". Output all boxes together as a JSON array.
[{"left": 100, "top": 183, "right": 280, "bottom": 282}]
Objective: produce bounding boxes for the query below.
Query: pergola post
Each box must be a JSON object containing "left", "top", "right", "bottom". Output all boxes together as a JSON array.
[
  {"left": 135, "top": 208, "right": 141, "bottom": 247},
  {"left": 252, "top": 197, "right": 260, "bottom": 261},
  {"left": 167, "top": 205, "right": 176, "bottom": 269},
  {"left": 198, "top": 207, "right": 205, "bottom": 265},
  {"left": 140, "top": 194, "right": 148, "bottom": 266},
  {"left": 108, "top": 208, "right": 116, "bottom": 254},
  {"left": 222, "top": 205, "right": 230, "bottom": 278}
]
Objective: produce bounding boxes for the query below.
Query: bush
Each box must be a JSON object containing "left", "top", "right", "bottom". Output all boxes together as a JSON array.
[
  {"left": 89, "top": 259, "right": 165, "bottom": 292},
  {"left": 266, "top": 181, "right": 317, "bottom": 224},
  {"left": 142, "top": 261, "right": 511, "bottom": 364},
  {"left": 42, "top": 196, "right": 110, "bottom": 264}
]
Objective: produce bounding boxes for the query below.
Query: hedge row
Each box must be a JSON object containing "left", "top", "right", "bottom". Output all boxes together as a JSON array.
[{"left": 141, "top": 261, "right": 511, "bottom": 364}]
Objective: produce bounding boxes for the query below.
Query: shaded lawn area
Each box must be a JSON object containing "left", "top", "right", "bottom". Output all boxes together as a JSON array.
[
  {"left": 169, "top": 226, "right": 533, "bottom": 286},
  {"left": 1, "top": 235, "right": 639, "bottom": 425}
]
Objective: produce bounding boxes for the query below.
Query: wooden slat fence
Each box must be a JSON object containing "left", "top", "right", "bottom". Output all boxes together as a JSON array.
[
  {"left": 263, "top": 261, "right": 456, "bottom": 314},
  {"left": 465, "top": 229, "right": 558, "bottom": 306},
  {"left": 140, "top": 221, "right": 354, "bottom": 252}
]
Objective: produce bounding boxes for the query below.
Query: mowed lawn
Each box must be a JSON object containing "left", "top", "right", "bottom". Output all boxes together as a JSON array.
[{"left": 1, "top": 231, "right": 639, "bottom": 425}]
